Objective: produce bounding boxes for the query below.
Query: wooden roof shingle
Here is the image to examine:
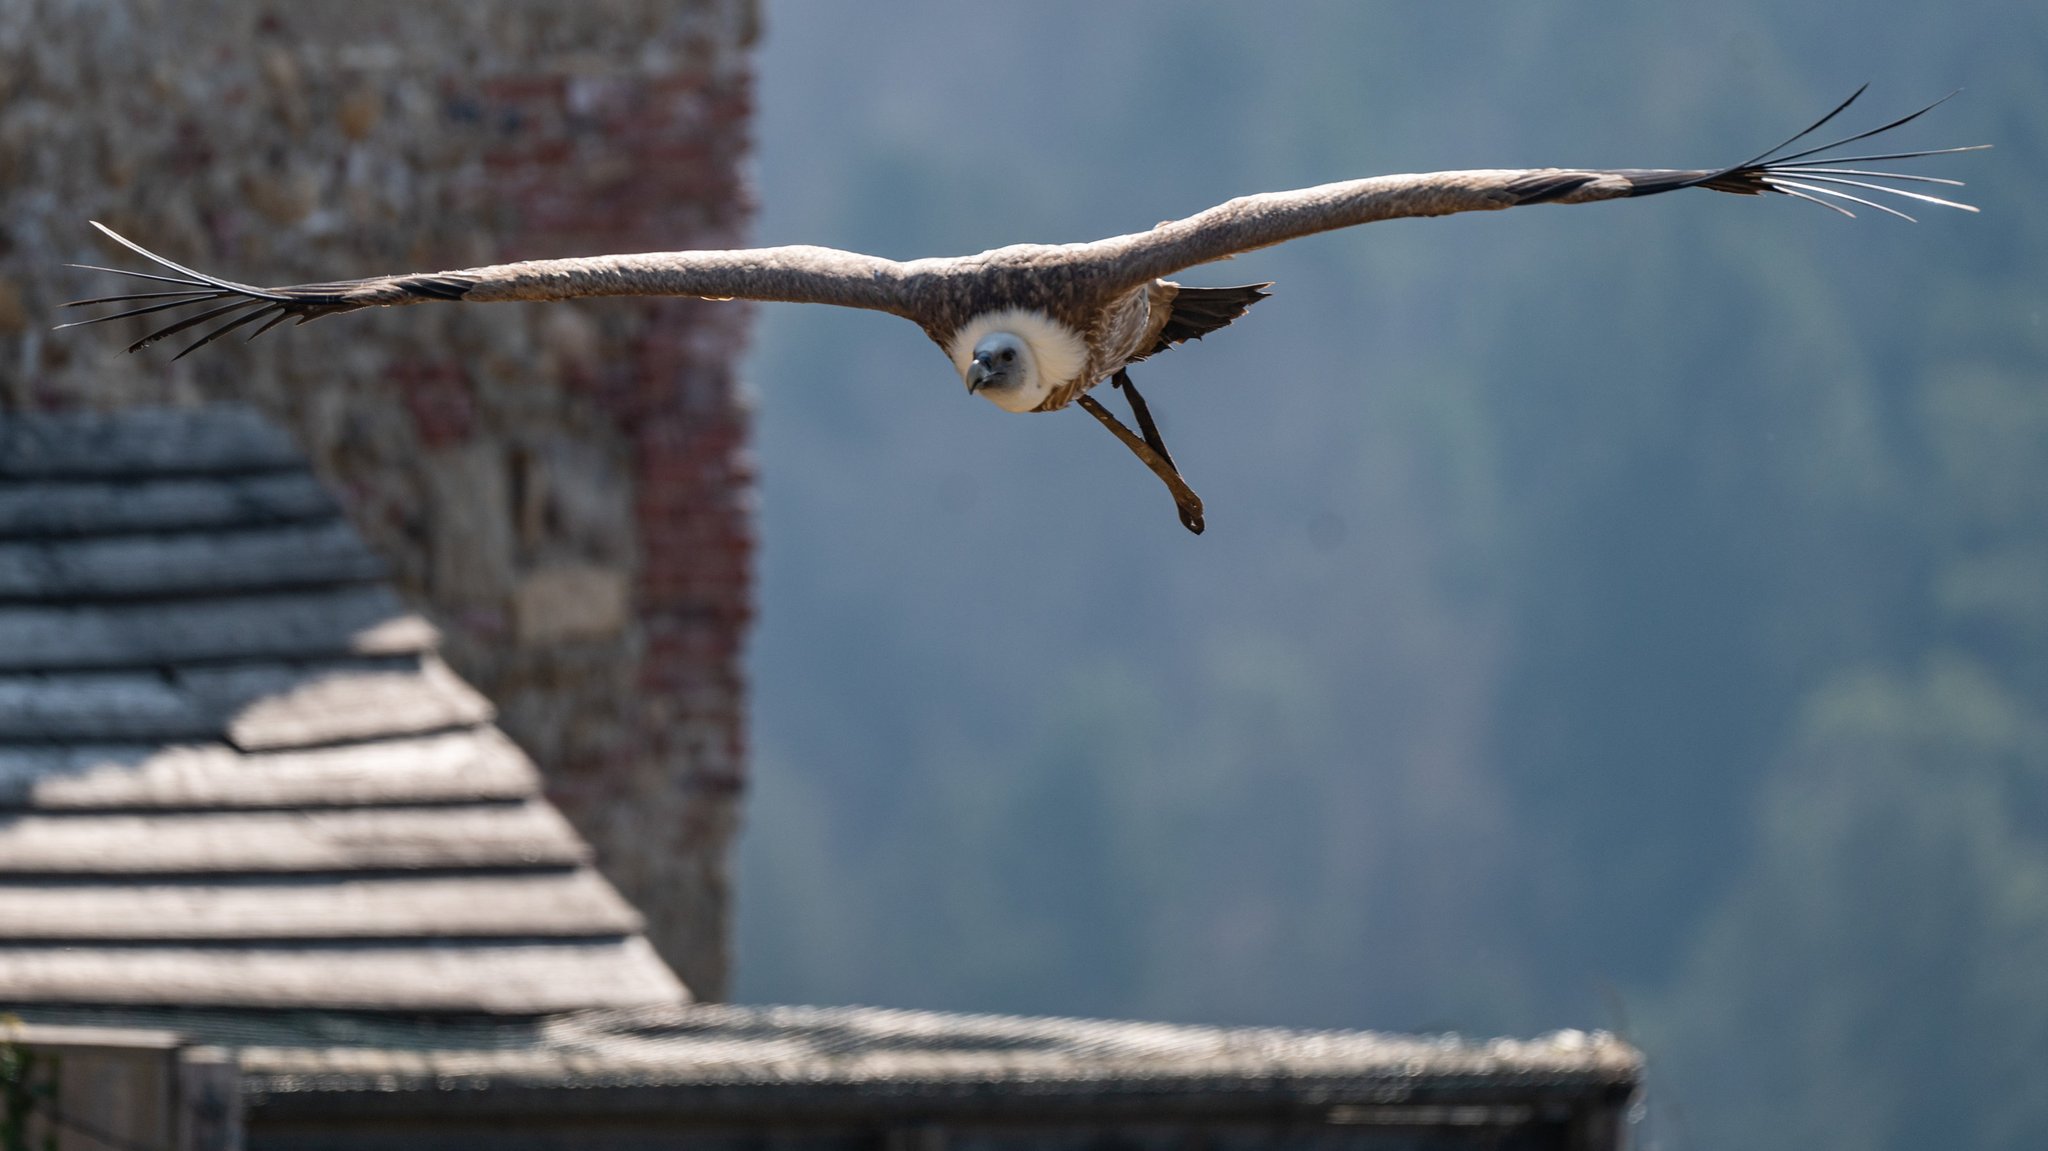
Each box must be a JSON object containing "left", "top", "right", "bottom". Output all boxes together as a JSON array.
[
  {"left": 0, "top": 871, "right": 642, "bottom": 940},
  {"left": 0, "top": 727, "right": 539, "bottom": 809},
  {"left": 0, "top": 471, "right": 338, "bottom": 540},
  {"left": 0, "top": 404, "right": 687, "bottom": 1015}
]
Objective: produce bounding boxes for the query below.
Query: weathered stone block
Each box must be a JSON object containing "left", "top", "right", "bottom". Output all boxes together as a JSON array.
[
  {"left": 424, "top": 440, "right": 518, "bottom": 608},
  {"left": 514, "top": 562, "right": 630, "bottom": 645}
]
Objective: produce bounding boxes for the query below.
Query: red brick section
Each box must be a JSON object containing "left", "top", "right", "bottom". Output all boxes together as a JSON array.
[
  {"left": 392, "top": 360, "right": 476, "bottom": 448},
  {"left": 473, "top": 72, "right": 757, "bottom": 998}
]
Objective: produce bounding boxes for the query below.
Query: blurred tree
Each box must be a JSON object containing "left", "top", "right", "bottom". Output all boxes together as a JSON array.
[
  {"left": 737, "top": 3, "right": 2045, "bottom": 1147},
  {"left": 1652, "top": 654, "right": 2048, "bottom": 1151}
]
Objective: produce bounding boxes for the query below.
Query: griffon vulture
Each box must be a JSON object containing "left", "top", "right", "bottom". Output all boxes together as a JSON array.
[{"left": 64, "top": 87, "right": 1982, "bottom": 532}]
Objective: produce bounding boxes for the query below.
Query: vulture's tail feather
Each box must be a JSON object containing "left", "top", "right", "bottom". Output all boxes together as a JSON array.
[{"left": 1135, "top": 282, "right": 1273, "bottom": 361}]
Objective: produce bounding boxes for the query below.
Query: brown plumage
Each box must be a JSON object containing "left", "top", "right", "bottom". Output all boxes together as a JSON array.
[{"left": 62, "top": 87, "right": 1982, "bottom": 533}]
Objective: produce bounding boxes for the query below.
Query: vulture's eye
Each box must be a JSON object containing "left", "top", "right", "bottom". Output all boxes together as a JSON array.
[{"left": 999, "top": 348, "right": 1016, "bottom": 363}]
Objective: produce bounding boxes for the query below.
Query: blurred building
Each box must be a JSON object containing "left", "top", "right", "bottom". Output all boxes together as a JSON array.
[
  {"left": 0, "top": 402, "right": 1638, "bottom": 1150},
  {"left": 0, "top": 0, "right": 757, "bottom": 998},
  {"left": 1, "top": 4, "right": 1640, "bottom": 1148}
]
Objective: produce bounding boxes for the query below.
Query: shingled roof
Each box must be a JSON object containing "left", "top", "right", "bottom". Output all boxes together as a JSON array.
[{"left": 0, "top": 404, "right": 687, "bottom": 1014}]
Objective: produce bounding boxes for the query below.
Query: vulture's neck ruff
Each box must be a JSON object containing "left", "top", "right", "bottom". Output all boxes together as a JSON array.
[{"left": 946, "top": 308, "right": 1089, "bottom": 413}]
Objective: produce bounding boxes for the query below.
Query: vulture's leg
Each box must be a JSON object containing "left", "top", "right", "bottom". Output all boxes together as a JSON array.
[
  {"left": 1112, "top": 369, "right": 1178, "bottom": 474},
  {"left": 1076, "top": 372, "right": 1204, "bottom": 534}
]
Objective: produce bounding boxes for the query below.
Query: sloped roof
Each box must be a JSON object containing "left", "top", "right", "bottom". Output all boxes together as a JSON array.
[
  {"left": 9, "top": 1001, "right": 1639, "bottom": 1128},
  {"left": 0, "top": 405, "right": 687, "bottom": 1014}
]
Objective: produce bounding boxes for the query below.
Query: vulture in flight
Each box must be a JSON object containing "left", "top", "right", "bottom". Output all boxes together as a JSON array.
[{"left": 65, "top": 87, "right": 1981, "bottom": 533}]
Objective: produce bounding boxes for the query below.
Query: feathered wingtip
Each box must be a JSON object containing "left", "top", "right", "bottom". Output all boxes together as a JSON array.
[
  {"left": 1679, "top": 85, "right": 1990, "bottom": 220},
  {"left": 55, "top": 222, "right": 354, "bottom": 359}
]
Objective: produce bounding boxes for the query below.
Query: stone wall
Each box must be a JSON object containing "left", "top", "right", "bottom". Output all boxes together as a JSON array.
[{"left": 0, "top": 0, "right": 759, "bottom": 997}]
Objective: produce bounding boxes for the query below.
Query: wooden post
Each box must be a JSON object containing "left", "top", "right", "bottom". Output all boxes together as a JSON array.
[{"left": 2, "top": 1024, "right": 242, "bottom": 1151}]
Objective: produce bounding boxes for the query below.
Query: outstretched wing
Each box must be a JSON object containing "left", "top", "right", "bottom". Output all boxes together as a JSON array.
[
  {"left": 60, "top": 223, "right": 915, "bottom": 359},
  {"left": 1072, "top": 87, "right": 1987, "bottom": 292}
]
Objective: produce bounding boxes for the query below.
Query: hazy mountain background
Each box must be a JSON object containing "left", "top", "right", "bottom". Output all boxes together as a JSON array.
[{"left": 731, "top": 4, "right": 2047, "bottom": 1148}]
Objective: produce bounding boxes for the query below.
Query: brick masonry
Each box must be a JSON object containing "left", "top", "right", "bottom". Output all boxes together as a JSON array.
[{"left": 0, "top": 0, "right": 760, "bottom": 997}]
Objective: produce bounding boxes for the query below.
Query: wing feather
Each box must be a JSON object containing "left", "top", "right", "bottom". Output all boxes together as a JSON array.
[
  {"left": 1071, "top": 89, "right": 1983, "bottom": 291},
  {"left": 65, "top": 223, "right": 917, "bottom": 356}
]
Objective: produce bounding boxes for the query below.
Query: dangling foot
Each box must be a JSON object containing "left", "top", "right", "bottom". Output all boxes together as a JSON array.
[{"left": 1077, "top": 370, "right": 1204, "bottom": 534}]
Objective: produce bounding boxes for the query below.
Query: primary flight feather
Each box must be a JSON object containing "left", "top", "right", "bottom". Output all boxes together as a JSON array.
[{"left": 64, "top": 87, "right": 1983, "bottom": 533}]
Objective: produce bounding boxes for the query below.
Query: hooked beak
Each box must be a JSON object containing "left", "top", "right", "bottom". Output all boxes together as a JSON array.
[{"left": 966, "top": 354, "right": 994, "bottom": 394}]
